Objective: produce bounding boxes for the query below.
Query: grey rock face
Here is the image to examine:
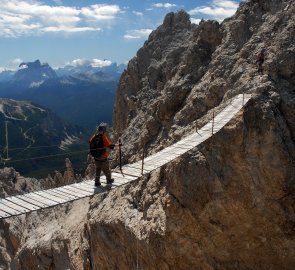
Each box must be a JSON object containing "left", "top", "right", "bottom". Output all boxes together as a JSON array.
[
  {"left": 113, "top": 0, "right": 295, "bottom": 165},
  {"left": 0, "top": 167, "right": 41, "bottom": 196},
  {"left": 0, "top": 158, "right": 79, "bottom": 197}
]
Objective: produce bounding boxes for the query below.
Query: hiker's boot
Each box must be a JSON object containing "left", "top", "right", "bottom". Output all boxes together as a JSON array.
[
  {"left": 107, "top": 178, "right": 114, "bottom": 184},
  {"left": 94, "top": 181, "right": 101, "bottom": 187}
]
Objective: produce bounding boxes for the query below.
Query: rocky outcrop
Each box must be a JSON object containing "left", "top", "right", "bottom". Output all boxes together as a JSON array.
[
  {"left": 0, "top": 167, "right": 42, "bottom": 197},
  {"left": 0, "top": 159, "right": 80, "bottom": 197},
  {"left": 1, "top": 0, "right": 295, "bottom": 269}
]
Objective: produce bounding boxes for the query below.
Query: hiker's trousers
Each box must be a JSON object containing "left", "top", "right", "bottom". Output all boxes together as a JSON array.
[{"left": 95, "top": 159, "right": 112, "bottom": 183}]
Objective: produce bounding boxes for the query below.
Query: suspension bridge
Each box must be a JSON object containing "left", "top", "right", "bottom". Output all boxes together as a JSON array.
[{"left": 0, "top": 94, "right": 251, "bottom": 219}]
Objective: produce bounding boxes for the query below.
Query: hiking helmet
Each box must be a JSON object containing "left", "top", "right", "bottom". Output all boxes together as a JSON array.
[{"left": 97, "top": 123, "right": 108, "bottom": 133}]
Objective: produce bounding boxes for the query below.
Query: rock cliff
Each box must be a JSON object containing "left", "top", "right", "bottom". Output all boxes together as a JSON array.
[
  {"left": 1, "top": 0, "right": 295, "bottom": 269},
  {"left": 113, "top": 0, "right": 294, "bottom": 164},
  {"left": 0, "top": 158, "right": 83, "bottom": 198}
]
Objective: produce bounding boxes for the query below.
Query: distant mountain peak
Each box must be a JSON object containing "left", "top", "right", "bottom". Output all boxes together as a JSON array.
[
  {"left": 19, "top": 59, "right": 42, "bottom": 69},
  {"left": 13, "top": 59, "right": 57, "bottom": 87}
]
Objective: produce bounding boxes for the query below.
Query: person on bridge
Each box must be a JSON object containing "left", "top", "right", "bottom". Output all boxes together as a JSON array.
[{"left": 89, "top": 123, "right": 115, "bottom": 187}]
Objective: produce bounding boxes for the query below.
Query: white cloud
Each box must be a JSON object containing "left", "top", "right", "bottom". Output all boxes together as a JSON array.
[
  {"left": 152, "top": 3, "right": 177, "bottom": 9},
  {"left": 43, "top": 26, "right": 101, "bottom": 33},
  {"left": 66, "top": 59, "right": 113, "bottom": 68},
  {"left": 124, "top": 29, "right": 153, "bottom": 40},
  {"left": 81, "top": 4, "right": 121, "bottom": 21},
  {"left": 191, "top": 18, "right": 202, "bottom": 25},
  {"left": 91, "top": 59, "right": 113, "bottom": 68},
  {"left": 132, "top": 11, "right": 143, "bottom": 16},
  {"left": 12, "top": 58, "right": 23, "bottom": 66},
  {"left": 189, "top": 0, "right": 239, "bottom": 21},
  {"left": 0, "top": 0, "right": 121, "bottom": 37}
]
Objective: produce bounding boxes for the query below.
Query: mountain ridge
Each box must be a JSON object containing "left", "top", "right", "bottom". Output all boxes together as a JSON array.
[{"left": 0, "top": 60, "right": 126, "bottom": 130}]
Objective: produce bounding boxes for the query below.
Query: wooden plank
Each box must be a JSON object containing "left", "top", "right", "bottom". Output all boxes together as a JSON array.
[
  {"left": 79, "top": 181, "right": 96, "bottom": 188},
  {"left": 44, "top": 189, "right": 75, "bottom": 201},
  {"left": 75, "top": 181, "right": 96, "bottom": 189},
  {"left": 15, "top": 194, "right": 49, "bottom": 208},
  {"left": 170, "top": 145, "right": 192, "bottom": 150},
  {"left": 113, "top": 171, "right": 138, "bottom": 181},
  {"left": 0, "top": 199, "right": 31, "bottom": 213},
  {"left": 118, "top": 169, "right": 146, "bottom": 176},
  {"left": 123, "top": 165, "right": 148, "bottom": 172},
  {"left": 147, "top": 154, "right": 174, "bottom": 160},
  {"left": 5, "top": 196, "right": 40, "bottom": 211},
  {"left": 62, "top": 186, "right": 93, "bottom": 197},
  {"left": 34, "top": 191, "right": 68, "bottom": 204},
  {"left": 171, "top": 144, "right": 195, "bottom": 150},
  {"left": 112, "top": 170, "right": 141, "bottom": 180},
  {"left": 159, "top": 150, "right": 182, "bottom": 156},
  {"left": 145, "top": 157, "right": 169, "bottom": 165},
  {"left": 123, "top": 164, "right": 153, "bottom": 172},
  {"left": 24, "top": 193, "right": 59, "bottom": 207},
  {"left": 164, "top": 150, "right": 186, "bottom": 156},
  {"left": 163, "top": 151, "right": 185, "bottom": 157},
  {"left": 112, "top": 177, "right": 128, "bottom": 185},
  {"left": 73, "top": 183, "right": 97, "bottom": 193},
  {"left": 119, "top": 168, "right": 142, "bottom": 177},
  {"left": 54, "top": 187, "right": 82, "bottom": 199},
  {"left": 0, "top": 209, "right": 11, "bottom": 218},
  {"left": 71, "top": 183, "right": 96, "bottom": 194},
  {"left": 143, "top": 163, "right": 161, "bottom": 170},
  {"left": 0, "top": 202, "right": 22, "bottom": 215},
  {"left": 48, "top": 188, "right": 78, "bottom": 200},
  {"left": 81, "top": 181, "right": 112, "bottom": 189},
  {"left": 112, "top": 172, "right": 138, "bottom": 181},
  {"left": 147, "top": 156, "right": 173, "bottom": 164},
  {"left": 78, "top": 182, "right": 104, "bottom": 192},
  {"left": 81, "top": 181, "right": 107, "bottom": 189}
]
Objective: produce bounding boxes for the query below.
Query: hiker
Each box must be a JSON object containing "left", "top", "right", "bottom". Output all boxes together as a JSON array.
[
  {"left": 257, "top": 48, "right": 265, "bottom": 74},
  {"left": 89, "top": 123, "right": 115, "bottom": 187}
]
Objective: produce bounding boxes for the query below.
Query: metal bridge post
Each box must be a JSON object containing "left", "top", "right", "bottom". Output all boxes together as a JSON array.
[
  {"left": 211, "top": 111, "right": 215, "bottom": 135},
  {"left": 118, "top": 138, "right": 122, "bottom": 172},
  {"left": 141, "top": 138, "right": 145, "bottom": 175}
]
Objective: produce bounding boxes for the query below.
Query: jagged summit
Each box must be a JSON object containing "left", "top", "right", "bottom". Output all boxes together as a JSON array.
[
  {"left": 113, "top": 0, "right": 294, "bottom": 163},
  {"left": 14, "top": 59, "right": 57, "bottom": 87},
  {"left": 162, "top": 10, "right": 191, "bottom": 28}
]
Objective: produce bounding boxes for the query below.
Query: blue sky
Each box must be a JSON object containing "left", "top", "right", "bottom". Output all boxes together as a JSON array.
[{"left": 0, "top": 0, "right": 242, "bottom": 70}]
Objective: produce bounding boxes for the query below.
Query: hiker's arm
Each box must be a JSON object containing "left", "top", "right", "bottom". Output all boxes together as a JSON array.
[{"left": 103, "top": 135, "right": 115, "bottom": 149}]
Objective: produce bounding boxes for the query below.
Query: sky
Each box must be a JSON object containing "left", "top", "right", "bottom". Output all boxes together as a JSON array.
[{"left": 0, "top": 0, "right": 242, "bottom": 71}]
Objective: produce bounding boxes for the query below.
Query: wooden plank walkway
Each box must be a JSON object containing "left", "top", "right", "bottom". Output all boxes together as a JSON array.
[{"left": 0, "top": 94, "right": 251, "bottom": 219}]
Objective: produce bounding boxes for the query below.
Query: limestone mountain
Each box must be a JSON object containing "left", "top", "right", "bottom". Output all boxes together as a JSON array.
[
  {"left": 13, "top": 60, "right": 58, "bottom": 88},
  {"left": 0, "top": 0, "right": 295, "bottom": 269},
  {"left": 0, "top": 98, "right": 87, "bottom": 177},
  {"left": 113, "top": 1, "right": 294, "bottom": 164}
]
